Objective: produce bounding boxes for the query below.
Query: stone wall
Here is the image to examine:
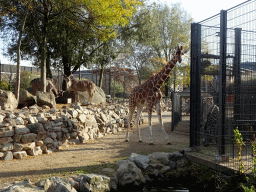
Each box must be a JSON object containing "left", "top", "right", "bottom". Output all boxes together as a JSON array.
[{"left": 0, "top": 102, "right": 129, "bottom": 161}]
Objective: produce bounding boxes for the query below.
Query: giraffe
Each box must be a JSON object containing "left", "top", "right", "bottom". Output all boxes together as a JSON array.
[{"left": 125, "top": 46, "right": 185, "bottom": 145}]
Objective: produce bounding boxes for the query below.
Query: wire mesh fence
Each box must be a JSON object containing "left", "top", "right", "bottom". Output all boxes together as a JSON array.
[{"left": 190, "top": 0, "right": 256, "bottom": 174}]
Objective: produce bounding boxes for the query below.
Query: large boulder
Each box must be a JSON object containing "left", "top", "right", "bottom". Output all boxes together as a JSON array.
[
  {"left": 56, "top": 86, "right": 106, "bottom": 105},
  {"left": 36, "top": 91, "right": 56, "bottom": 108},
  {"left": 78, "top": 86, "right": 106, "bottom": 104},
  {"left": 18, "top": 89, "right": 36, "bottom": 108},
  {"left": 0, "top": 89, "right": 18, "bottom": 110},
  {"left": 128, "top": 153, "right": 149, "bottom": 170},
  {"left": 79, "top": 174, "right": 111, "bottom": 192},
  {"left": 37, "top": 177, "right": 77, "bottom": 192},
  {"left": 115, "top": 160, "right": 145, "bottom": 189}
]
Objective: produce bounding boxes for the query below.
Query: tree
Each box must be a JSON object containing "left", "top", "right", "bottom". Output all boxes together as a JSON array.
[
  {"left": 0, "top": 0, "right": 30, "bottom": 100},
  {"left": 1, "top": 0, "right": 142, "bottom": 92},
  {"left": 124, "top": 43, "right": 155, "bottom": 85}
]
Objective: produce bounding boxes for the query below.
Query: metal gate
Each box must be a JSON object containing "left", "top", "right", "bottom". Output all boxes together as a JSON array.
[{"left": 190, "top": 0, "right": 256, "bottom": 172}]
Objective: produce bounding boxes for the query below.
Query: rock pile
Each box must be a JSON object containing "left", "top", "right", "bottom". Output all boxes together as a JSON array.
[
  {"left": 0, "top": 102, "right": 129, "bottom": 161},
  {"left": 0, "top": 149, "right": 191, "bottom": 192}
]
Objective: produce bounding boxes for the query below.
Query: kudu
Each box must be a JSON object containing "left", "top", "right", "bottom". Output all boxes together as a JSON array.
[{"left": 63, "top": 75, "right": 96, "bottom": 103}]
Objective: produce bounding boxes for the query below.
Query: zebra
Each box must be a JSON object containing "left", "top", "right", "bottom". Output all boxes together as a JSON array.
[{"left": 203, "top": 104, "right": 219, "bottom": 146}]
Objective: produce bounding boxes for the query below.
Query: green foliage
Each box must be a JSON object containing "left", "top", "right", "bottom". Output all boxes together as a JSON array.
[
  {"left": 110, "top": 80, "right": 124, "bottom": 96},
  {"left": 0, "top": 79, "right": 9, "bottom": 90},
  {"left": 233, "top": 127, "right": 256, "bottom": 191},
  {"left": 20, "top": 70, "right": 32, "bottom": 90},
  {"left": 234, "top": 127, "right": 245, "bottom": 174}
]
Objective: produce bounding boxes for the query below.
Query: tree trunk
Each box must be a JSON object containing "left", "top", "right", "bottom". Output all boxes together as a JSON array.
[
  {"left": 15, "top": 5, "right": 29, "bottom": 100},
  {"left": 40, "top": 35, "right": 47, "bottom": 92},
  {"left": 46, "top": 47, "right": 52, "bottom": 79},
  {"left": 99, "top": 67, "right": 104, "bottom": 88},
  {"left": 40, "top": 4, "right": 49, "bottom": 92}
]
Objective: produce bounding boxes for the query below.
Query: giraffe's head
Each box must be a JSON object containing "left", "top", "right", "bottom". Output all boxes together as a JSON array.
[{"left": 174, "top": 46, "right": 185, "bottom": 63}]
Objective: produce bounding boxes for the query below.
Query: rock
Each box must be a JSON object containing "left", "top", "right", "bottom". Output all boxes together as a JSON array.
[
  {"left": 42, "top": 177, "right": 77, "bottom": 192},
  {"left": 18, "top": 89, "right": 36, "bottom": 108},
  {"left": 15, "top": 125, "right": 30, "bottom": 135},
  {"left": 36, "top": 116, "right": 48, "bottom": 123},
  {"left": 0, "top": 115, "right": 4, "bottom": 124},
  {"left": 79, "top": 86, "right": 106, "bottom": 105},
  {"left": 79, "top": 174, "right": 111, "bottom": 192},
  {"left": 36, "top": 140, "right": 44, "bottom": 146},
  {"left": 26, "top": 123, "right": 44, "bottom": 134},
  {"left": 23, "top": 142, "right": 36, "bottom": 150},
  {"left": 13, "top": 151, "right": 28, "bottom": 159},
  {"left": 21, "top": 133, "right": 37, "bottom": 143},
  {"left": 15, "top": 117, "right": 25, "bottom": 125},
  {"left": 128, "top": 153, "right": 149, "bottom": 170},
  {"left": 36, "top": 91, "right": 56, "bottom": 108},
  {"left": 68, "top": 109, "right": 78, "bottom": 118},
  {"left": 0, "top": 130, "right": 14, "bottom": 138},
  {"left": 1, "top": 143, "right": 14, "bottom": 151},
  {"left": 115, "top": 160, "right": 146, "bottom": 188},
  {"left": 71, "top": 102, "right": 83, "bottom": 111},
  {"left": 2, "top": 151, "right": 13, "bottom": 161},
  {"left": 44, "top": 137, "right": 54, "bottom": 144},
  {"left": 0, "top": 89, "right": 18, "bottom": 110},
  {"left": 169, "top": 160, "right": 176, "bottom": 169},
  {"left": 78, "top": 114, "right": 87, "bottom": 123},
  {"left": 49, "top": 132, "right": 57, "bottom": 139},
  {"left": 69, "top": 139, "right": 80, "bottom": 145},
  {"left": 78, "top": 132, "right": 90, "bottom": 143},
  {"left": 159, "top": 166, "right": 172, "bottom": 174},
  {"left": 169, "top": 151, "right": 183, "bottom": 161},
  {"left": 100, "top": 113, "right": 108, "bottom": 122},
  {"left": 0, "top": 152, "right": 4, "bottom": 158},
  {"left": 26, "top": 116, "right": 36, "bottom": 124},
  {"left": 27, "top": 146, "right": 43, "bottom": 156},
  {"left": 148, "top": 152, "right": 171, "bottom": 166},
  {"left": 44, "top": 121, "right": 53, "bottom": 131},
  {"left": 13, "top": 143, "right": 24, "bottom": 152},
  {"left": 1, "top": 179, "right": 44, "bottom": 192},
  {"left": 0, "top": 137, "right": 13, "bottom": 145},
  {"left": 52, "top": 126, "right": 62, "bottom": 132}
]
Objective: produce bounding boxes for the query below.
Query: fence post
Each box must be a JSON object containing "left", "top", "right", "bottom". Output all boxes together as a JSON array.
[
  {"left": 234, "top": 28, "right": 242, "bottom": 124},
  {"left": 218, "top": 10, "right": 227, "bottom": 155},
  {"left": 190, "top": 23, "right": 202, "bottom": 147}
]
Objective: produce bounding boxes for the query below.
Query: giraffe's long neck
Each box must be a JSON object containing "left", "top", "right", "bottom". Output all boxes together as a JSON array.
[{"left": 153, "top": 56, "right": 178, "bottom": 89}]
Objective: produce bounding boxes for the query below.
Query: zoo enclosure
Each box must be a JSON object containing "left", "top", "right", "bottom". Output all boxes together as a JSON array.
[{"left": 190, "top": 0, "right": 256, "bottom": 172}]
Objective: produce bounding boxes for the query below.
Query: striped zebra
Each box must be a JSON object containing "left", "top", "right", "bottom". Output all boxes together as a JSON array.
[
  {"left": 203, "top": 105, "right": 219, "bottom": 146},
  {"left": 30, "top": 78, "right": 59, "bottom": 96}
]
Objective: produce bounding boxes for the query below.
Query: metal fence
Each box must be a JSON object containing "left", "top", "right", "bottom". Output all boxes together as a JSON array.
[{"left": 190, "top": 0, "right": 256, "bottom": 173}]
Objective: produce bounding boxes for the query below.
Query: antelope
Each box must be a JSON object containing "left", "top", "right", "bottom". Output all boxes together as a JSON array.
[
  {"left": 30, "top": 78, "right": 61, "bottom": 97},
  {"left": 63, "top": 75, "right": 96, "bottom": 103}
]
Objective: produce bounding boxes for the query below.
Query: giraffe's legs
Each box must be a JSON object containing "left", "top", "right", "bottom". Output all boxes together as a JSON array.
[
  {"left": 136, "top": 104, "right": 144, "bottom": 142},
  {"left": 125, "top": 103, "right": 136, "bottom": 142},
  {"left": 148, "top": 108, "right": 154, "bottom": 145},
  {"left": 156, "top": 102, "right": 171, "bottom": 145}
]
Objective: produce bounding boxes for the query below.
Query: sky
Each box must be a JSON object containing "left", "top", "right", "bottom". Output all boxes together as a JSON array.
[{"left": 0, "top": 0, "right": 248, "bottom": 67}]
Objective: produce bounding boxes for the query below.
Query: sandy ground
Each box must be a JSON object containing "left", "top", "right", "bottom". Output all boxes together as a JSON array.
[{"left": 0, "top": 111, "right": 190, "bottom": 184}]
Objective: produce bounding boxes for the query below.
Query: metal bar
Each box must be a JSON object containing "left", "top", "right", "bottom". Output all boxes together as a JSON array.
[
  {"left": 218, "top": 10, "right": 227, "bottom": 155},
  {"left": 190, "top": 23, "right": 202, "bottom": 147},
  {"left": 234, "top": 28, "right": 242, "bottom": 125}
]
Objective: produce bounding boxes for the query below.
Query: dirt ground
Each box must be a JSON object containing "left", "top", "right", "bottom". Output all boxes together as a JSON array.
[{"left": 0, "top": 111, "right": 190, "bottom": 185}]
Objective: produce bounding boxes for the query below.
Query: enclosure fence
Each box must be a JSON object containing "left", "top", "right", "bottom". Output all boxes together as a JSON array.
[{"left": 190, "top": 0, "right": 256, "bottom": 173}]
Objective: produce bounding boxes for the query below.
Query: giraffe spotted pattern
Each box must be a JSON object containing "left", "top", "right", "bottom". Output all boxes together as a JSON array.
[{"left": 125, "top": 46, "right": 185, "bottom": 145}]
